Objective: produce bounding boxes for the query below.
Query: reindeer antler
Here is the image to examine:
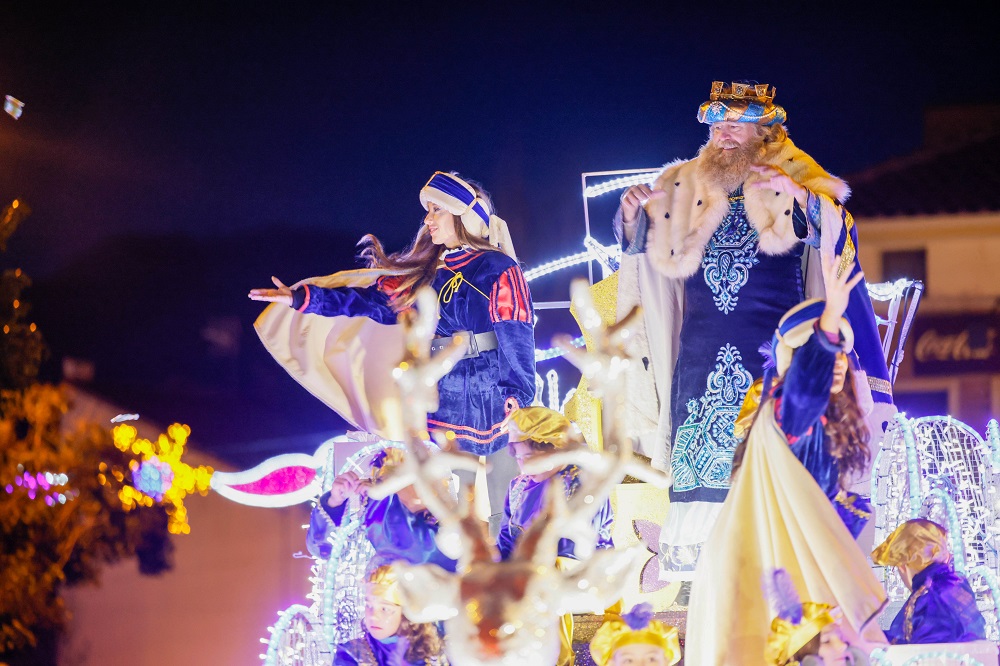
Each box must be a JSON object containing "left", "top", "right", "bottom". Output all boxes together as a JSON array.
[
  {"left": 521, "top": 277, "right": 670, "bottom": 560},
  {"left": 554, "top": 278, "right": 643, "bottom": 449},
  {"left": 367, "top": 286, "right": 493, "bottom": 565}
]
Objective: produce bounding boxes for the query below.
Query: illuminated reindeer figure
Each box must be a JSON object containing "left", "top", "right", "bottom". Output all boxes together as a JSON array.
[{"left": 369, "top": 281, "right": 668, "bottom": 666}]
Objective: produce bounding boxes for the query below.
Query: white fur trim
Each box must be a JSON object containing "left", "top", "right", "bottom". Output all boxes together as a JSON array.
[{"left": 644, "top": 139, "right": 849, "bottom": 279}]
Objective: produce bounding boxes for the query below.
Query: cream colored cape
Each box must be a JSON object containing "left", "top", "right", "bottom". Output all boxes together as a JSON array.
[
  {"left": 684, "top": 401, "right": 887, "bottom": 666},
  {"left": 253, "top": 268, "right": 408, "bottom": 441}
]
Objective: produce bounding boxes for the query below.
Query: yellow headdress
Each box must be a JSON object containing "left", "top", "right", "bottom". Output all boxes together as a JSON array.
[
  {"left": 765, "top": 602, "right": 839, "bottom": 665},
  {"left": 589, "top": 603, "right": 681, "bottom": 666},
  {"left": 871, "top": 518, "right": 952, "bottom": 572},
  {"left": 506, "top": 406, "right": 582, "bottom": 449},
  {"left": 764, "top": 568, "right": 839, "bottom": 666},
  {"left": 370, "top": 447, "right": 406, "bottom": 483},
  {"left": 365, "top": 564, "right": 404, "bottom": 606}
]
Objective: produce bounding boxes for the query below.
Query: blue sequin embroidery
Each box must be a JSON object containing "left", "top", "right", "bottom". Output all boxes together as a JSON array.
[
  {"left": 702, "top": 195, "right": 759, "bottom": 314},
  {"left": 671, "top": 344, "right": 754, "bottom": 492}
]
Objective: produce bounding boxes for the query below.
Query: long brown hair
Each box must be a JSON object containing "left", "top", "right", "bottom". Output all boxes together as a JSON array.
[
  {"left": 823, "top": 363, "right": 870, "bottom": 485},
  {"left": 731, "top": 364, "right": 870, "bottom": 490},
  {"left": 358, "top": 176, "right": 500, "bottom": 311},
  {"left": 396, "top": 616, "right": 445, "bottom": 664}
]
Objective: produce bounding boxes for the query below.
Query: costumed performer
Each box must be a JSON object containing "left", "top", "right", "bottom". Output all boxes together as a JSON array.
[
  {"left": 497, "top": 405, "right": 615, "bottom": 666},
  {"left": 731, "top": 254, "right": 873, "bottom": 539},
  {"left": 871, "top": 518, "right": 987, "bottom": 645},
  {"left": 764, "top": 568, "right": 870, "bottom": 666},
  {"left": 250, "top": 171, "right": 535, "bottom": 535},
  {"left": 611, "top": 80, "right": 891, "bottom": 585},
  {"left": 335, "top": 564, "right": 449, "bottom": 666},
  {"left": 308, "top": 447, "right": 457, "bottom": 574},
  {"left": 588, "top": 602, "right": 681, "bottom": 666},
  {"left": 684, "top": 257, "right": 887, "bottom": 666}
]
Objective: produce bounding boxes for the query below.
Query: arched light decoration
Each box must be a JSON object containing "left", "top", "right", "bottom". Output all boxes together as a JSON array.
[{"left": 872, "top": 416, "right": 1000, "bottom": 638}]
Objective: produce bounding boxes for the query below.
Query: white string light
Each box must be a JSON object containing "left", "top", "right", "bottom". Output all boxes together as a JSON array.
[
  {"left": 867, "top": 278, "right": 918, "bottom": 302},
  {"left": 873, "top": 414, "right": 1000, "bottom": 631},
  {"left": 583, "top": 172, "right": 659, "bottom": 198},
  {"left": 523, "top": 250, "right": 592, "bottom": 282},
  {"left": 546, "top": 370, "right": 559, "bottom": 411},
  {"left": 535, "top": 336, "right": 585, "bottom": 362}
]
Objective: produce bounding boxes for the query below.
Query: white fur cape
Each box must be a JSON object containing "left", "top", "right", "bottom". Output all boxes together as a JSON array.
[
  {"left": 617, "top": 138, "right": 853, "bottom": 470},
  {"left": 644, "top": 138, "right": 850, "bottom": 278}
]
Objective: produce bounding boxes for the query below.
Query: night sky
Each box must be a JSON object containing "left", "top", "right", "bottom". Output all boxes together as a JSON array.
[{"left": 0, "top": 3, "right": 996, "bottom": 463}]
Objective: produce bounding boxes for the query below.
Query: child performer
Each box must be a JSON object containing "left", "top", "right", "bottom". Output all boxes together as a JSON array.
[
  {"left": 251, "top": 171, "right": 535, "bottom": 534},
  {"left": 589, "top": 602, "right": 681, "bottom": 666},
  {"left": 308, "top": 448, "right": 457, "bottom": 574},
  {"left": 764, "top": 568, "right": 870, "bottom": 665},
  {"left": 497, "top": 406, "right": 614, "bottom": 666},
  {"left": 335, "top": 564, "right": 449, "bottom": 665},
  {"left": 871, "top": 519, "right": 987, "bottom": 645}
]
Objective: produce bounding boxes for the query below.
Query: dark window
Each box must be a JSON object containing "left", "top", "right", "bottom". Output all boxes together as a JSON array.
[{"left": 882, "top": 249, "right": 927, "bottom": 293}]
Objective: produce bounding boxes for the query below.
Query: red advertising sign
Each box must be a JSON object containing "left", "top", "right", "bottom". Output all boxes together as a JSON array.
[{"left": 912, "top": 313, "right": 1000, "bottom": 376}]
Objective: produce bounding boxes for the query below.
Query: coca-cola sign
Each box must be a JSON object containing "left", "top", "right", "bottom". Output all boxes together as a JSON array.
[{"left": 912, "top": 313, "right": 1000, "bottom": 375}]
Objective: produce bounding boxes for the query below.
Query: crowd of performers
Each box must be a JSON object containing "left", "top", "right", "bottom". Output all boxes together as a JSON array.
[{"left": 248, "top": 81, "right": 989, "bottom": 665}]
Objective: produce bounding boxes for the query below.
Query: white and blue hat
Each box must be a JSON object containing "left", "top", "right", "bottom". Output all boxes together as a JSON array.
[{"left": 419, "top": 171, "right": 517, "bottom": 260}]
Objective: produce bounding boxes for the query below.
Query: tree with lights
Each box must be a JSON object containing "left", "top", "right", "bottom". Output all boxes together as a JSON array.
[{"left": 0, "top": 200, "right": 173, "bottom": 665}]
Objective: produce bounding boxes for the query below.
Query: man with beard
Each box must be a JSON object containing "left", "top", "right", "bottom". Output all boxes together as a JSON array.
[{"left": 612, "top": 81, "right": 891, "bottom": 601}]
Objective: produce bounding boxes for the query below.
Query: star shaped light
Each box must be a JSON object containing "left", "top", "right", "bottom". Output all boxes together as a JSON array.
[{"left": 112, "top": 422, "right": 213, "bottom": 534}]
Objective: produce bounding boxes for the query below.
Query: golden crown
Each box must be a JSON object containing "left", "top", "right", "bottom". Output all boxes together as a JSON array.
[{"left": 709, "top": 81, "right": 776, "bottom": 104}]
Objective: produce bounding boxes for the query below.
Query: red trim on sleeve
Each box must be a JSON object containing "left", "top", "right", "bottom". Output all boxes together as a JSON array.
[
  {"left": 296, "top": 284, "right": 312, "bottom": 312},
  {"left": 490, "top": 267, "right": 532, "bottom": 323}
]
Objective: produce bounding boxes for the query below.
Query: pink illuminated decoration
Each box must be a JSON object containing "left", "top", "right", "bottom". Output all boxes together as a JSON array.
[
  {"left": 211, "top": 437, "right": 358, "bottom": 507},
  {"left": 229, "top": 466, "right": 316, "bottom": 495}
]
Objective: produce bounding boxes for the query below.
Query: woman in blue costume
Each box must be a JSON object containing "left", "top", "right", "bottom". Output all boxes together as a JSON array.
[
  {"left": 335, "top": 564, "right": 449, "bottom": 666},
  {"left": 731, "top": 268, "right": 873, "bottom": 538},
  {"left": 250, "top": 171, "right": 535, "bottom": 532},
  {"left": 307, "top": 448, "right": 457, "bottom": 574},
  {"left": 685, "top": 255, "right": 889, "bottom": 666}
]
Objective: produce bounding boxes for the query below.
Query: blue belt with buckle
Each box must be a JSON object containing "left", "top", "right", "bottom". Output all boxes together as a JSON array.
[{"left": 429, "top": 330, "right": 498, "bottom": 359}]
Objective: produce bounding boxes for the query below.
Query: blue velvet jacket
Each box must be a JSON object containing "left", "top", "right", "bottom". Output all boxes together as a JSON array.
[
  {"left": 291, "top": 248, "right": 535, "bottom": 456},
  {"left": 309, "top": 490, "right": 457, "bottom": 573},
  {"left": 496, "top": 464, "right": 615, "bottom": 560},
  {"left": 772, "top": 327, "right": 871, "bottom": 538},
  {"left": 886, "top": 561, "right": 987, "bottom": 644}
]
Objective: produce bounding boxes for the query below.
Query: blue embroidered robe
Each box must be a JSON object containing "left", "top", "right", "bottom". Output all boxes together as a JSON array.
[
  {"left": 496, "top": 464, "right": 614, "bottom": 560},
  {"left": 772, "top": 328, "right": 872, "bottom": 538},
  {"left": 885, "top": 561, "right": 987, "bottom": 644},
  {"left": 291, "top": 248, "right": 535, "bottom": 456},
  {"left": 669, "top": 190, "right": 807, "bottom": 504}
]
